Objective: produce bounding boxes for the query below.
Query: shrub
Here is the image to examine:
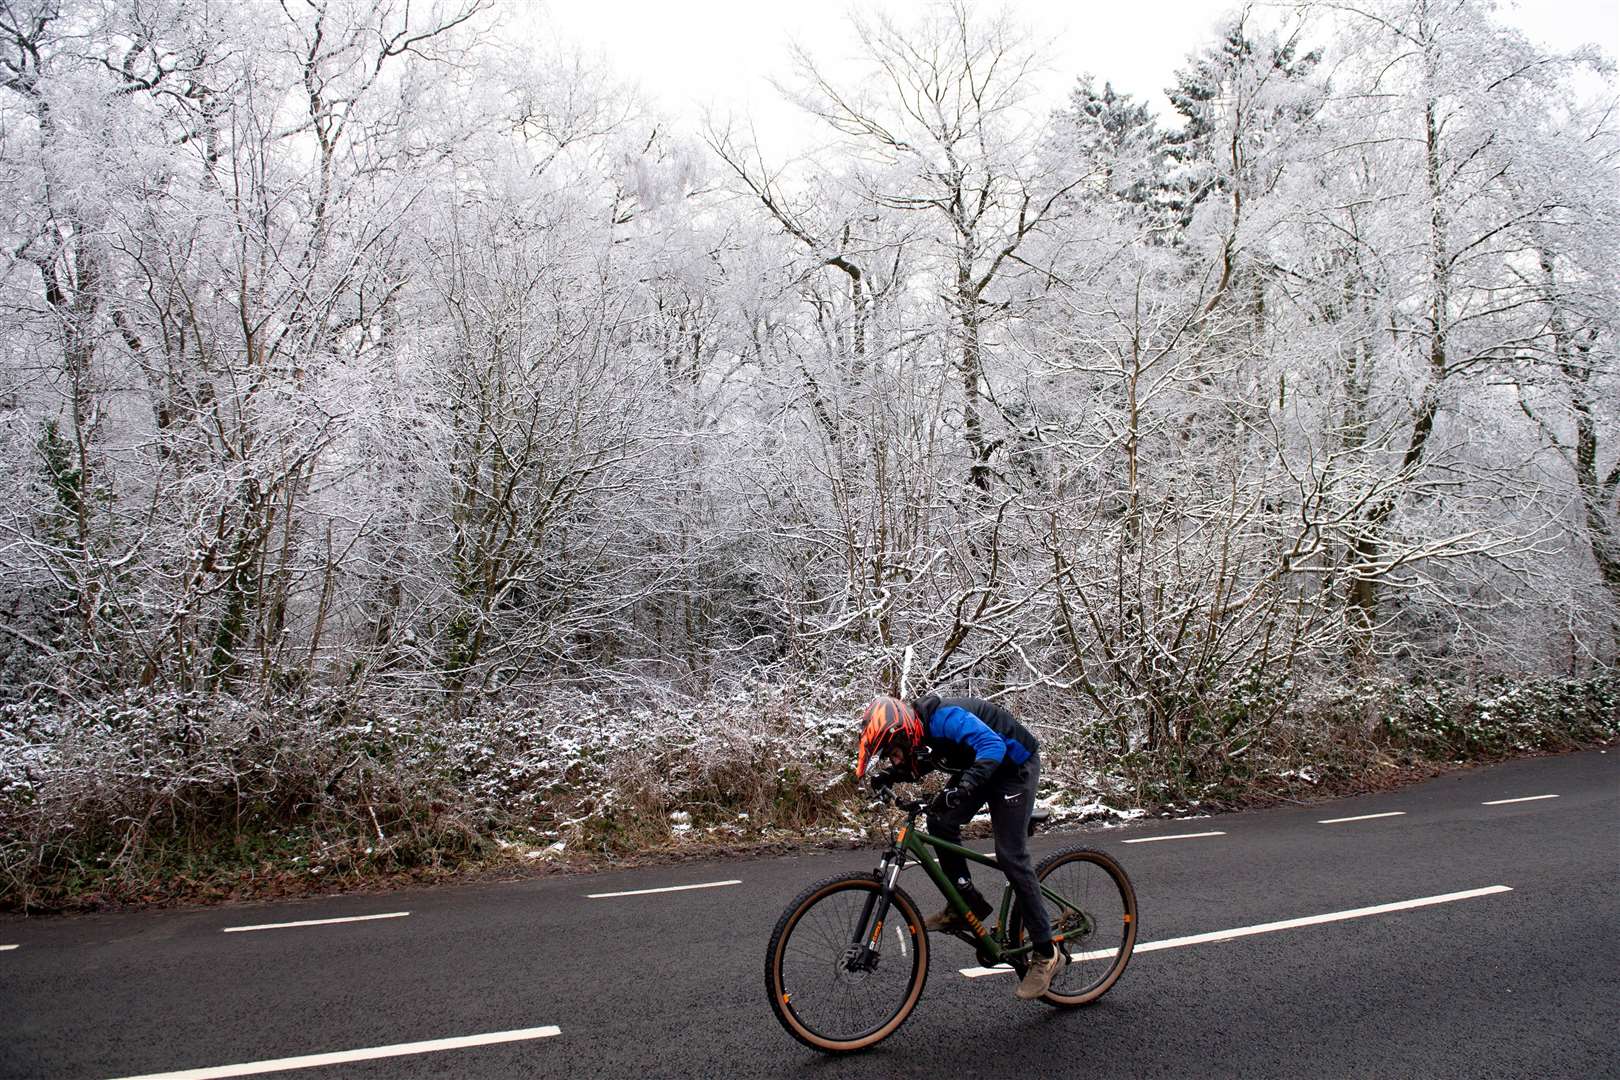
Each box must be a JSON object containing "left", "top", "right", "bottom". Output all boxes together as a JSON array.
[{"left": 2, "top": 670, "right": 1612, "bottom": 910}]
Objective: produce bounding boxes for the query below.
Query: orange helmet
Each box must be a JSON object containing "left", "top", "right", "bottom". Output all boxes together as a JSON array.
[{"left": 855, "top": 697, "right": 923, "bottom": 778}]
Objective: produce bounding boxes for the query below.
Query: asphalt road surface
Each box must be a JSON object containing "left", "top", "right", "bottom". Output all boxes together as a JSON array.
[{"left": 3, "top": 749, "right": 1616, "bottom": 1079}]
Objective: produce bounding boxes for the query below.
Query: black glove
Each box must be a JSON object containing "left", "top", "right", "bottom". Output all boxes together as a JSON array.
[
  {"left": 928, "top": 786, "right": 965, "bottom": 816},
  {"left": 869, "top": 766, "right": 910, "bottom": 795}
]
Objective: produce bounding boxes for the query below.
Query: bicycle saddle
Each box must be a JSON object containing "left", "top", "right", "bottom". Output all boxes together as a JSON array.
[{"left": 1027, "top": 808, "right": 1051, "bottom": 837}]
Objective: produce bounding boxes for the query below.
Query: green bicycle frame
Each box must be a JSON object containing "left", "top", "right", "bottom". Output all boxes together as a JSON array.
[{"left": 868, "top": 812, "right": 1094, "bottom": 969}]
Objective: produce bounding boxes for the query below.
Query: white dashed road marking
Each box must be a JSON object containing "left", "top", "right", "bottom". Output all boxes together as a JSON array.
[
  {"left": 587, "top": 879, "right": 741, "bottom": 899},
  {"left": 1318, "top": 811, "right": 1406, "bottom": 824},
  {"left": 0, "top": 944, "right": 16, "bottom": 951},
  {"left": 222, "top": 912, "right": 410, "bottom": 933},
  {"left": 1122, "top": 831, "right": 1226, "bottom": 844},
  {"left": 960, "top": 885, "right": 1514, "bottom": 977},
  {"left": 103, "top": 1025, "right": 563, "bottom": 1080},
  {"left": 1482, "top": 794, "right": 1559, "bottom": 805}
]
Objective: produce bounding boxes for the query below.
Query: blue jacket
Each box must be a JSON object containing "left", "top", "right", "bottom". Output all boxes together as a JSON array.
[{"left": 911, "top": 695, "right": 1038, "bottom": 798}]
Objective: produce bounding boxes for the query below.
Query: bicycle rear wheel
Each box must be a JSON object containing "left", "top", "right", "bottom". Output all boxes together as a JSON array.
[
  {"left": 765, "top": 872, "right": 930, "bottom": 1053},
  {"left": 1008, "top": 846, "right": 1137, "bottom": 1007}
]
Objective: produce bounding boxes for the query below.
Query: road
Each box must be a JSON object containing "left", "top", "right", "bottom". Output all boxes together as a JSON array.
[{"left": 2, "top": 749, "right": 1616, "bottom": 1079}]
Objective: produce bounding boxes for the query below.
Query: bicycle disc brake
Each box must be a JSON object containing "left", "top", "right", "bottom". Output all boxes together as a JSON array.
[{"left": 840, "top": 942, "right": 880, "bottom": 974}]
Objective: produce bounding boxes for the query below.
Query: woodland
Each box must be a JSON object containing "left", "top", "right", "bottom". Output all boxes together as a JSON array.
[{"left": 0, "top": 0, "right": 1615, "bottom": 907}]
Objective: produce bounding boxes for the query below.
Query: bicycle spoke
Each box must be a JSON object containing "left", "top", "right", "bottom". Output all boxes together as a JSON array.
[
  {"left": 774, "top": 880, "right": 921, "bottom": 1045},
  {"left": 999, "top": 847, "right": 1135, "bottom": 1007},
  {"left": 1038, "top": 852, "right": 1132, "bottom": 999}
]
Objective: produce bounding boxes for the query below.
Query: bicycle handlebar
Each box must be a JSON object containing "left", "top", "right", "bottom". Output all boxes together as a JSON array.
[{"left": 871, "top": 785, "right": 929, "bottom": 815}]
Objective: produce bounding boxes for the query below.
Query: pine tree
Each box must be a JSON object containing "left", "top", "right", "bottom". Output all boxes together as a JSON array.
[
  {"left": 1159, "top": 16, "right": 1321, "bottom": 238},
  {"left": 1052, "top": 75, "right": 1162, "bottom": 218}
]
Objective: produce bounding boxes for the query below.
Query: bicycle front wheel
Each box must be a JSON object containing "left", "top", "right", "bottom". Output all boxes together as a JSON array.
[
  {"left": 765, "top": 872, "right": 930, "bottom": 1053},
  {"left": 1008, "top": 846, "right": 1137, "bottom": 1007}
]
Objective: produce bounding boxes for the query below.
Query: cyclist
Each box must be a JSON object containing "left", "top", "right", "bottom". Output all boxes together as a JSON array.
[{"left": 855, "top": 694, "right": 1063, "bottom": 1000}]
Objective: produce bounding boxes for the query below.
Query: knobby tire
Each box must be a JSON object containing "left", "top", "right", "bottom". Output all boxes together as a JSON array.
[
  {"left": 1008, "top": 845, "right": 1137, "bottom": 1007},
  {"left": 765, "top": 872, "right": 930, "bottom": 1053}
]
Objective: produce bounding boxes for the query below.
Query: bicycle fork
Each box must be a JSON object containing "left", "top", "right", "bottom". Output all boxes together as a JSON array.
[{"left": 846, "top": 841, "right": 909, "bottom": 970}]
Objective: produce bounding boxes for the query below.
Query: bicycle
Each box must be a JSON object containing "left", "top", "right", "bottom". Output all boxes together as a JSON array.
[{"left": 765, "top": 789, "right": 1138, "bottom": 1052}]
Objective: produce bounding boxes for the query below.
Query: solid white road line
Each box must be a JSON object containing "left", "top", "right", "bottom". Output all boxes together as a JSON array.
[
  {"left": 586, "top": 879, "right": 741, "bottom": 899},
  {"left": 221, "top": 912, "right": 409, "bottom": 934},
  {"left": 1122, "top": 831, "right": 1226, "bottom": 844},
  {"left": 0, "top": 944, "right": 16, "bottom": 951},
  {"left": 103, "top": 1025, "right": 563, "bottom": 1080},
  {"left": 960, "top": 885, "right": 1513, "bottom": 978},
  {"left": 1318, "top": 811, "right": 1407, "bottom": 824},
  {"left": 1482, "top": 794, "right": 1560, "bottom": 805}
]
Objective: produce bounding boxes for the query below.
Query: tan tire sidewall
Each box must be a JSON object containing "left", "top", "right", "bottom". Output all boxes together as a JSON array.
[{"left": 766, "top": 875, "right": 930, "bottom": 1052}]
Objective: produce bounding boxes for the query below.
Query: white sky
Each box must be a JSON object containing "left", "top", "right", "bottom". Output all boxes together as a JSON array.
[{"left": 520, "top": 0, "right": 1619, "bottom": 150}]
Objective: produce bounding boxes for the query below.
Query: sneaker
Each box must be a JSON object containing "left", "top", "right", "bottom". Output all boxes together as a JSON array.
[
  {"left": 924, "top": 909, "right": 971, "bottom": 933},
  {"left": 1015, "top": 948, "right": 1065, "bottom": 1000}
]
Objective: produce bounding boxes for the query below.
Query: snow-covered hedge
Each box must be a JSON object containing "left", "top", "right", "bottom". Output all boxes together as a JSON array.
[
  {"left": 0, "top": 678, "right": 873, "bottom": 908},
  {"left": 2, "top": 672, "right": 1614, "bottom": 910}
]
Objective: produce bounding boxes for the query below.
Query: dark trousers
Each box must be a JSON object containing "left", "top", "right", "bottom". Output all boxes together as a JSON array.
[{"left": 926, "top": 752, "right": 1053, "bottom": 946}]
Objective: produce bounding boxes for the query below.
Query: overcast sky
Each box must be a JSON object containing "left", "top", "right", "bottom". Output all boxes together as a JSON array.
[{"left": 526, "top": 0, "right": 1619, "bottom": 152}]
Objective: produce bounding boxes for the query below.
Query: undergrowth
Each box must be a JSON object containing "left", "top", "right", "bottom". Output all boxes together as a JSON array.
[{"left": 2, "top": 671, "right": 1614, "bottom": 912}]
